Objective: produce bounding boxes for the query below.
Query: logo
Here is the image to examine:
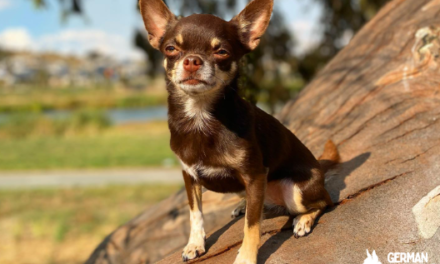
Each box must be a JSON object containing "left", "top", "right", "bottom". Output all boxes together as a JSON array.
[
  {"left": 388, "top": 252, "right": 429, "bottom": 263},
  {"left": 364, "top": 250, "right": 382, "bottom": 264}
]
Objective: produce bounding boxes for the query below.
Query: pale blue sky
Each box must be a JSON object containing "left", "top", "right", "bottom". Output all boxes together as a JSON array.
[{"left": 0, "top": 0, "right": 322, "bottom": 60}]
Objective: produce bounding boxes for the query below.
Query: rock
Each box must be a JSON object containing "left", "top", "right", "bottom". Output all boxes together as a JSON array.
[
  {"left": 85, "top": 0, "right": 440, "bottom": 263},
  {"left": 412, "top": 185, "right": 440, "bottom": 239},
  {"left": 85, "top": 189, "right": 241, "bottom": 264}
]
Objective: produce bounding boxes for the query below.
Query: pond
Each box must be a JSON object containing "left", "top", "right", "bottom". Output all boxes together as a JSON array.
[
  {"left": 0, "top": 106, "right": 168, "bottom": 125},
  {"left": 47, "top": 106, "right": 168, "bottom": 125},
  {"left": 106, "top": 107, "right": 168, "bottom": 124},
  {"left": 0, "top": 104, "right": 275, "bottom": 125},
  {"left": 43, "top": 104, "right": 272, "bottom": 125}
]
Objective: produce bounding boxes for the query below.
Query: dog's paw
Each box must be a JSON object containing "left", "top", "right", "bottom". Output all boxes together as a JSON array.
[
  {"left": 233, "top": 253, "right": 256, "bottom": 264},
  {"left": 233, "top": 260, "right": 255, "bottom": 264},
  {"left": 233, "top": 246, "right": 256, "bottom": 264},
  {"left": 182, "top": 243, "right": 205, "bottom": 262},
  {"left": 231, "top": 206, "right": 245, "bottom": 219},
  {"left": 293, "top": 214, "right": 313, "bottom": 238},
  {"left": 231, "top": 200, "right": 246, "bottom": 219}
]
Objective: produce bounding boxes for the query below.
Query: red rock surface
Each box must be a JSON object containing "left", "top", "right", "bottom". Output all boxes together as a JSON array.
[{"left": 86, "top": 0, "right": 440, "bottom": 263}]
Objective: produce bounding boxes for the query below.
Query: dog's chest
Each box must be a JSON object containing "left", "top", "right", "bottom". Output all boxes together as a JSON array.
[
  {"left": 180, "top": 161, "right": 232, "bottom": 179},
  {"left": 180, "top": 159, "right": 246, "bottom": 193},
  {"left": 172, "top": 130, "right": 246, "bottom": 180},
  {"left": 168, "top": 92, "right": 248, "bottom": 179},
  {"left": 171, "top": 119, "right": 245, "bottom": 157}
]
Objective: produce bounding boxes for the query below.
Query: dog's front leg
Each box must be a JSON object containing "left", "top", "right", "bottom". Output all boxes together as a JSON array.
[
  {"left": 182, "top": 171, "right": 205, "bottom": 262},
  {"left": 234, "top": 173, "right": 266, "bottom": 264}
]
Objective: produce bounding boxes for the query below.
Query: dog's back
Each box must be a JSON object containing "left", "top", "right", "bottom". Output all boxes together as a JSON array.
[{"left": 139, "top": 0, "right": 338, "bottom": 263}]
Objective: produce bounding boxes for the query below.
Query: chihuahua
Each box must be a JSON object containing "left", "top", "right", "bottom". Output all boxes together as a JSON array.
[{"left": 139, "top": 0, "right": 339, "bottom": 263}]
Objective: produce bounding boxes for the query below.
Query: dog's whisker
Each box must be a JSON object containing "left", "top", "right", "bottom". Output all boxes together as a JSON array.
[{"left": 139, "top": 2, "right": 335, "bottom": 263}]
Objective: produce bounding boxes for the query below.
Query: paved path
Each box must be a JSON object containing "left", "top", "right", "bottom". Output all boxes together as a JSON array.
[{"left": 0, "top": 169, "right": 183, "bottom": 189}]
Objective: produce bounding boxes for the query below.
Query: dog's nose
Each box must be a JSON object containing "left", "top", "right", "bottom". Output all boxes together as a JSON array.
[{"left": 183, "top": 56, "right": 203, "bottom": 73}]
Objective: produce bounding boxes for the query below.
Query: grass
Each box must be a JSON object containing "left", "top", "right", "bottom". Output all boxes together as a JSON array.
[
  {"left": 0, "top": 120, "right": 177, "bottom": 171},
  {"left": 0, "top": 110, "right": 111, "bottom": 139},
  {"left": 0, "top": 85, "right": 168, "bottom": 113},
  {"left": 0, "top": 184, "right": 182, "bottom": 264}
]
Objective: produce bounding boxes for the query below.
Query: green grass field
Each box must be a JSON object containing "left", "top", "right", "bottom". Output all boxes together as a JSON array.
[
  {"left": 0, "top": 184, "right": 182, "bottom": 264},
  {"left": 0, "top": 131, "right": 175, "bottom": 170},
  {"left": 0, "top": 85, "right": 167, "bottom": 113},
  {"left": 0, "top": 120, "right": 177, "bottom": 171}
]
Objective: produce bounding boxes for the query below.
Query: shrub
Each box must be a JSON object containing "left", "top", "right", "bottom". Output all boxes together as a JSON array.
[{"left": 0, "top": 110, "right": 112, "bottom": 139}]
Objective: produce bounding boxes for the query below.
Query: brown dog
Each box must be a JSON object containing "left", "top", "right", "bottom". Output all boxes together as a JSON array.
[{"left": 138, "top": 0, "right": 339, "bottom": 263}]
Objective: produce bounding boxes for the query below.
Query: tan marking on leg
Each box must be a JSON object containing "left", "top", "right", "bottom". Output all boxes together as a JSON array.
[
  {"left": 293, "top": 208, "right": 322, "bottom": 238},
  {"left": 293, "top": 185, "right": 308, "bottom": 212},
  {"left": 234, "top": 217, "right": 261, "bottom": 264},
  {"left": 182, "top": 183, "right": 205, "bottom": 261},
  {"left": 176, "top": 34, "right": 184, "bottom": 45},
  {"left": 283, "top": 183, "right": 308, "bottom": 214},
  {"left": 211, "top": 37, "right": 221, "bottom": 48}
]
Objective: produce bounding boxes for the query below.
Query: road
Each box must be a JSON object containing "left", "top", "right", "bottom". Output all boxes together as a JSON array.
[{"left": 0, "top": 169, "right": 183, "bottom": 189}]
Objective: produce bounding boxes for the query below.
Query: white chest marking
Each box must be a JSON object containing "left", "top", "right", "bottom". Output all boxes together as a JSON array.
[
  {"left": 183, "top": 97, "right": 214, "bottom": 132},
  {"left": 180, "top": 160, "right": 229, "bottom": 180}
]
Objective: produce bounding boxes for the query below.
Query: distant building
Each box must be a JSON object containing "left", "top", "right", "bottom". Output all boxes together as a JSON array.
[{"left": 0, "top": 50, "right": 148, "bottom": 89}]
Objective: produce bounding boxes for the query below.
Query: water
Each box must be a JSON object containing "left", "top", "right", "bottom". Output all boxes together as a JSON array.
[
  {"left": 47, "top": 104, "right": 271, "bottom": 125},
  {"left": 0, "top": 104, "right": 274, "bottom": 125},
  {"left": 0, "top": 106, "right": 168, "bottom": 125},
  {"left": 106, "top": 107, "right": 168, "bottom": 125}
]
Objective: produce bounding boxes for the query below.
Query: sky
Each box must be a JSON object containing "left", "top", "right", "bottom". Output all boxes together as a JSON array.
[{"left": 0, "top": 0, "right": 322, "bottom": 60}]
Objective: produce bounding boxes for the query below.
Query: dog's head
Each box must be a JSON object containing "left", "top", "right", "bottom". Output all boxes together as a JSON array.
[{"left": 139, "top": 0, "right": 273, "bottom": 96}]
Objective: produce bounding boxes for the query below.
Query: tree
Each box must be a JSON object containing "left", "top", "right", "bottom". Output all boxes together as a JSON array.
[
  {"left": 31, "top": 0, "right": 295, "bottom": 112},
  {"left": 85, "top": 0, "right": 440, "bottom": 263},
  {"left": 30, "top": 0, "right": 389, "bottom": 112},
  {"left": 298, "top": 0, "right": 389, "bottom": 81}
]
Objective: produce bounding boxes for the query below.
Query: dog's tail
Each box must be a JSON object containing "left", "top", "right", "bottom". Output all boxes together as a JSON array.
[{"left": 318, "top": 140, "right": 340, "bottom": 173}]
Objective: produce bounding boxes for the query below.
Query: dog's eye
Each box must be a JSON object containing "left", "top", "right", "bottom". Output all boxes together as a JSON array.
[
  {"left": 165, "top": 46, "right": 178, "bottom": 56},
  {"left": 215, "top": 49, "right": 229, "bottom": 57}
]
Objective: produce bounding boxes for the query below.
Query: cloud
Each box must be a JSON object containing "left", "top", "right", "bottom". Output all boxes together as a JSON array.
[
  {"left": 291, "top": 21, "right": 313, "bottom": 33},
  {"left": 38, "top": 29, "right": 143, "bottom": 59},
  {"left": 0, "top": 27, "right": 143, "bottom": 60},
  {"left": 0, "top": 28, "right": 34, "bottom": 51},
  {"left": 0, "top": 0, "right": 12, "bottom": 11},
  {"left": 290, "top": 20, "right": 322, "bottom": 55}
]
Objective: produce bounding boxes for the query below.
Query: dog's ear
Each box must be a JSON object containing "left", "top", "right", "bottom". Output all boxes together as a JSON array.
[
  {"left": 231, "top": 0, "right": 274, "bottom": 51},
  {"left": 139, "top": 0, "right": 176, "bottom": 50}
]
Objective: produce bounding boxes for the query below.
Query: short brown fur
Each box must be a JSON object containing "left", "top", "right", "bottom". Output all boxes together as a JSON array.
[{"left": 139, "top": 0, "right": 339, "bottom": 263}]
